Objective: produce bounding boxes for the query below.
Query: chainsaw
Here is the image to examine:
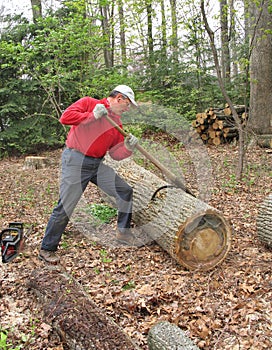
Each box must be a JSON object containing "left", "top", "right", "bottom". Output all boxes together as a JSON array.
[{"left": 0, "top": 222, "right": 29, "bottom": 263}]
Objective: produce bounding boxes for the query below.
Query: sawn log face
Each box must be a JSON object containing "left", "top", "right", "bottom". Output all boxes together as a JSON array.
[{"left": 104, "top": 157, "right": 232, "bottom": 271}]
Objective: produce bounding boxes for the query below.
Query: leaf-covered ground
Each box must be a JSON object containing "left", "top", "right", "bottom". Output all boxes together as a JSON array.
[{"left": 0, "top": 141, "right": 271, "bottom": 350}]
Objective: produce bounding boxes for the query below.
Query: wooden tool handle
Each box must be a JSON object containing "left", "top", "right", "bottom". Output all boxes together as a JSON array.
[{"left": 105, "top": 114, "right": 194, "bottom": 196}]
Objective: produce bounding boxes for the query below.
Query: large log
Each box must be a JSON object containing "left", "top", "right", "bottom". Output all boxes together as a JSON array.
[
  {"left": 28, "top": 267, "right": 139, "bottom": 350},
  {"left": 257, "top": 193, "right": 272, "bottom": 248},
  {"left": 104, "top": 157, "right": 232, "bottom": 271},
  {"left": 257, "top": 134, "right": 272, "bottom": 148},
  {"left": 148, "top": 321, "right": 200, "bottom": 350}
]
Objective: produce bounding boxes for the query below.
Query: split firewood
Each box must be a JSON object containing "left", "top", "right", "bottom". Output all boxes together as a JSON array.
[{"left": 192, "top": 105, "right": 247, "bottom": 145}]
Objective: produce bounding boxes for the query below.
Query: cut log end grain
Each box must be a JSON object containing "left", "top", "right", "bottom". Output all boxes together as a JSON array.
[{"left": 175, "top": 210, "right": 232, "bottom": 271}]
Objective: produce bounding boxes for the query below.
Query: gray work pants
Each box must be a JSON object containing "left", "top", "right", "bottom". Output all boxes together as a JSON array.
[{"left": 41, "top": 147, "right": 133, "bottom": 251}]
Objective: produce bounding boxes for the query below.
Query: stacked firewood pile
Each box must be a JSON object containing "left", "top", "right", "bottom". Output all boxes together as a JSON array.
[{"left": 192, "top": 105, "right": 248, "bottom": 145}]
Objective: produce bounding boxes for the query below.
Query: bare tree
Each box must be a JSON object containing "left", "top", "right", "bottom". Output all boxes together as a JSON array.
[
  {"left": 169, "top": 0, "right": 178, "bottom": 64},
  {"left": 201, "top": 0, "right": 245, "bottom": 179},
  {"left": 117, "top": 0, "right": 127, "bottom": 66},
  {"left": 220, "top": 0, "right": 231, "bottom": 82},
  {"left": 99, "top": 2, "right": 114, "bottom": 68},
  {"left": 160, "top": 0, "right": 167, "bottom": 61},
  {"left": 146, "top": 0, "right": 154, "bottom": 63}
]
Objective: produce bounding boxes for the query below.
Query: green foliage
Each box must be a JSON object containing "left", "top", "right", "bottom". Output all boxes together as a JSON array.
[
  {"left": 0, "top": 0, "right": 252, "bottom": 158},
  {"left": 0, "top": 330, "right": 22, "bottom": 350},
  {"left": 122, "top": 281, "right": 136, "bottom": 291},
  {"left": 89, "top": 204, "right": 117, "bottom": 224},
  {"left": 99, "top": 249, "right": 112, "bottom": 263},
  {"left": 0, "top": 115, "right": 66, "bottom": 157}
]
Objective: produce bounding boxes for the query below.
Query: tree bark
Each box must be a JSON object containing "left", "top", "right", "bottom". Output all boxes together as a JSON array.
[
  {"left": 256, "top": 134, "right": 272, "bottom": 148},
  {"left": 30, "top": 0, "right": 42, "bottom": 23},
  {"left": 104, "top": 157, "right": 232, "bottom": 271},
  {"left": 170, "top": 0, "right": 178, "bottom": 64},
  {"left": 148, "top": 321, "right": 200, "bottom": 350},
  {"left": 257, "top": 193, "right": 272, "bottom": 248},
  {"left": 220, "top": 0, "right": 231, "bottom": 82},
  {"left": 117, "top": 0, "right": 126, "bottom": 65},
  {"left": 248, "top": 0, "right": 272, "bottom": 135},
  {"left": 100, "top": 4, "right": 114, "bottom": 68},
  {"left": 28, "top": 267, "right": 139, "bottom": 350}
]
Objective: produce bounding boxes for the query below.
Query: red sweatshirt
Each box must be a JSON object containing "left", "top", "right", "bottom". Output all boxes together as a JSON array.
[{"left": 60, "top": 97, "right": 132, "bottom": 160}]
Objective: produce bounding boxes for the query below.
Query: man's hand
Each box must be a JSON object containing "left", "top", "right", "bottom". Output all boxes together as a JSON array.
[
  {"left": 93, "top": 104, "right": 108, "bottom": 119},
  {"left": 124, "top": 133, "right": 138, "bottom": 151}
]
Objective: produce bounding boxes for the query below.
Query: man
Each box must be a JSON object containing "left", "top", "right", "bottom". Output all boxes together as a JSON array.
[{"left": 39, "top": 85, "right": 140, "bottom": 264}]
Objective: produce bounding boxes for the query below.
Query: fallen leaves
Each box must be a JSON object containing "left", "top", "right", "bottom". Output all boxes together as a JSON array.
[{"left": 0, "top": 144, "right": 271, "bottom": 349}]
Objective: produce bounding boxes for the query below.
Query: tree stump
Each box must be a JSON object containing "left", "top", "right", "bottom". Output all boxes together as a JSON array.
[
  {"left": 147, "top": 321, "right": 200, "bottom": 350},
  {"left": 257, "top": 193, "right": 272, "bottom": 248},
  {"left": 104, "top": 157, "right": 232, "bottom": 271},
  {"left": 28, "top": 267, "right": 139, "bottom": 350},
  {"left": 23, "top": 156, "right": 50, "bottom": 170}
]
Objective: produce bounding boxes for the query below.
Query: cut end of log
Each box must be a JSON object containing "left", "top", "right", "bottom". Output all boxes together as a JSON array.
[{"left": 175, "top": 210, "right": 232, "bottom": 271}]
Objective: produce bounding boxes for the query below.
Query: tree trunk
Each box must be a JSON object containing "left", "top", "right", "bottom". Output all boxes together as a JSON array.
[
  {"left": 28, "top": 267, "right": 139, "bottom": 350},
  {"left": 30, "top": 0, "right": 42, "bottom": 23},
  {"left": 160, "top": 0, "right": 167, "bottom": 61},
  {"left": 146, "top": 0, "right": 155, "bottom": 82},
  {"left": 100, "top": 4, "right": 114, "bottom": 68},
  {"left": 104, "top": 157, "right": 232, "bottom": 271},
  {"left": 118, "top": 0, "right": 127, "bottom": 65},
  {"left": 220, "top": 0, "right": 231, "bottom": 82},
  {"left": 248, "top": 0, "right": 272, "bottom": 135},
  {"left": 148, "top": 321, "right": 200, "bottom": 350},
  {"left": 257, "top": 193, "right": 272, "bottom": 248},
  {"left": 257, "top": 134, "right": 272, "bottom": 148},
  {"left": 170, "top": 0, "right": 179, "bottom": 64}
]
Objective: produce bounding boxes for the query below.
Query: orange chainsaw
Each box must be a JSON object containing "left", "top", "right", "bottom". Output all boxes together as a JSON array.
[{"left": 0, "top": 222, "right": 31, "bottom": 263}]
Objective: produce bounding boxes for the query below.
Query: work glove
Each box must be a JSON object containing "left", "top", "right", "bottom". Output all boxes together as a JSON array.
[
  {"left": 124, "top": 133, "right": 138, "bottom": 151},
  {"left": 93, "top": 104, "right": 108, "bottom": 119}
]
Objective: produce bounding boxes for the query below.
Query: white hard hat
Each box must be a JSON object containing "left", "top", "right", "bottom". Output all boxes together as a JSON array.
[{"left": 113, "top": 85, "right": 137, "bottom": 106}]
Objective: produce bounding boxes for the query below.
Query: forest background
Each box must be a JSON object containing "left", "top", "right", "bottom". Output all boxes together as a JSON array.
[
  {"left": 0, "top": 0, "right": 271, "bottom": 163},
  {"left": 0, "top": 1, "right": 272, "bottom": 349}
]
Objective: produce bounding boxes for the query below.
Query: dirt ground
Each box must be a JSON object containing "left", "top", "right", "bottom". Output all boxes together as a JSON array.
[{"left": 0, "top": 140, "right": 271, "bottom": 350}]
